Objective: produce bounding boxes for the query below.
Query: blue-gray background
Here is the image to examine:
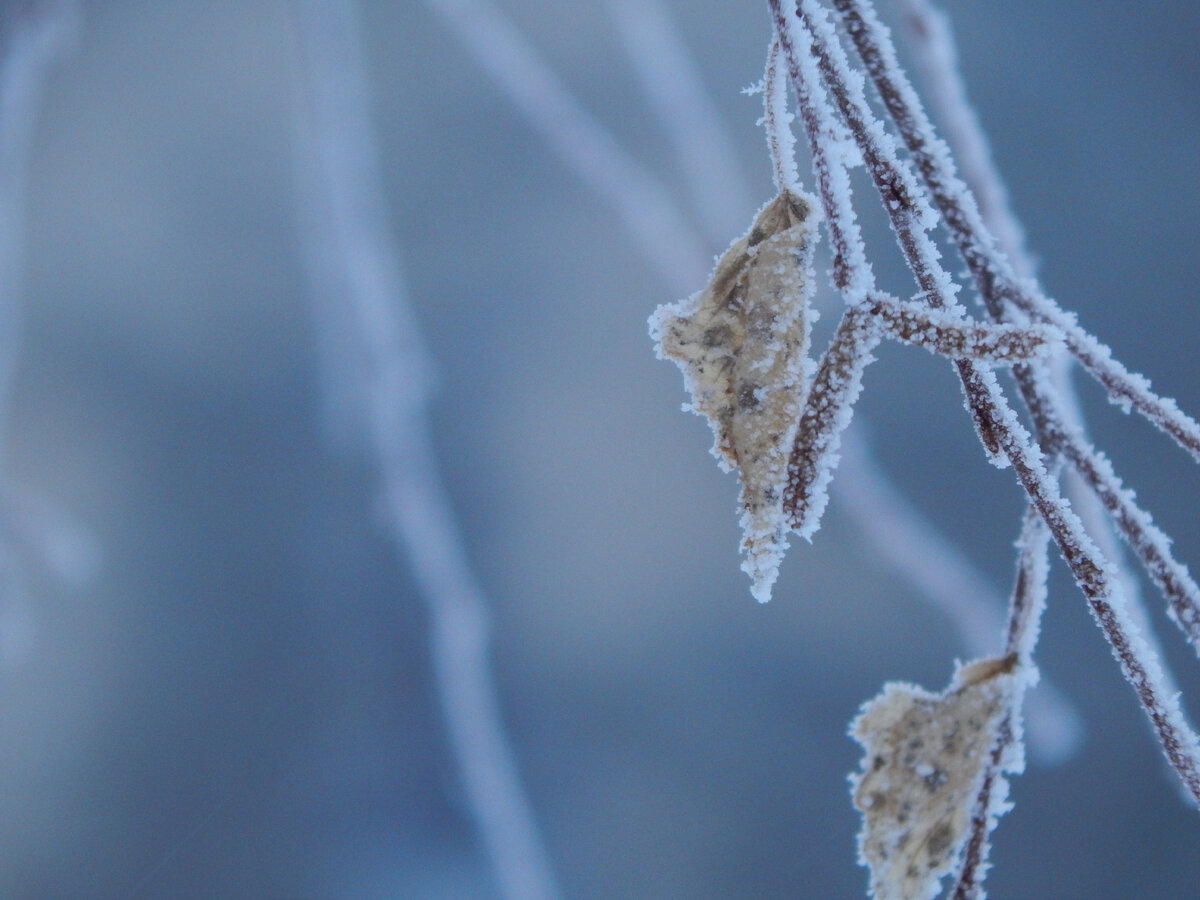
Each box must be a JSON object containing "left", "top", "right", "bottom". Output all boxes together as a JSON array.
[{"left": 3, "top": 1, "right": 1198, "bottom": 897}]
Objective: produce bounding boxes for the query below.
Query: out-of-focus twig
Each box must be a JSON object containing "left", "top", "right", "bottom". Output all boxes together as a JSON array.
[
  {"left": 0, "top": 1, "right": 95, "bottom": 669},
  {"left": 602, "top": 0, "right": 753, "bottom": 248},
  {"left": 422, "top": 0, "right": 711, "bottom": 292},
  {"left": 0, "top": 0, "right": 79, "bottom": 430},
  {"left": 288, "top": 4, "right": 561, "bottom": 899}
]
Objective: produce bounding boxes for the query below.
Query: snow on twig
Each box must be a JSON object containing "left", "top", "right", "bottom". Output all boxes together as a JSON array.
[
  {"left": 864, "top": 295, "right": 1061, "bottom": 363},
  {"left": 969, "top": 362, "right": 1200, "bottom": 805},
  {"left": 762, "top": 36, "right": 801, "bottom": 196},
  {"left": 288, "top": 4, "right": 561, "bottom": 900},
  {"left": 1015, "top": 293, "right": 1200, "bottom": 465},
  {"left": 893, "top": 0, "right": 1170, "bottom": 671}
]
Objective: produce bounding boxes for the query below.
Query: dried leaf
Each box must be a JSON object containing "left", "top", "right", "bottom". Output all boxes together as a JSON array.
[
  {"left": 849, "top": 655, "right": 1018, "bottom": 900},
  {"left": 649, "top": 191, "right": 818, "bottom": 601}
]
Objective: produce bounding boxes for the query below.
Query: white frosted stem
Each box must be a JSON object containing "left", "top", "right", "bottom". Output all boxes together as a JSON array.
[
  {"left": 890, "top": 0, "right": 1031, "bottom": 278},
  {"left": 762, "top": 37, "right": 801, "bottom": 195},
  {"left": 889, "top": 0, "right": 1187, "bottom": 726},
  {"left": 892, "top": 0, "right": 1161, "bottom": 637},
  {"left": 845, "top": 0, "right": 1200, "bottom": 658},
  {"left": 837, "top": 431, "right": 1082, "bottom": 763},
  {"left": 289, "top": 4, "right": 561, "bottom": 899},
  {"left": 845, "top": 0, "right": 1200, "bottom": 465}
]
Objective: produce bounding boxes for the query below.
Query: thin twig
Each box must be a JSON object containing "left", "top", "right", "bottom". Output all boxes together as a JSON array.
[
  {"left": 891, "top": 0, "right": 1166, "bottom": 674},
  {"left": 288, "top": 4, "right": 561, "bottom": 899},
  {"left": 762, "top": 36, "right": 800, "bottom": 195},
  {"left": 951, "top": 507, "right": 1050, "bottom": 899}
]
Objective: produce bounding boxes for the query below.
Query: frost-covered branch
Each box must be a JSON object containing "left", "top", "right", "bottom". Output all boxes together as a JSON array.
[
  {"left": 833, "top": 0, "right": 1200, "bottom": 467},
  {"left": 771, "top": 0, "right": 1200, "bottom": 805},
  {"left": 891, "top": 0, "right": 1153, "bottom": 628},
  {"left": 1016, "top": 367, "right": 1200, "bottom": 655},
  {"left": 890, "top": 0, "right": 1173, "bottom": 765},
  {"left": 288, "top": 4, "right": 561, "bottom": 900},
  {"left": 846, "top": 0, "right": 1200, "bottom": 470},
  {"left": 832, "top": 0, "right": 1200, "bottom": 655},
  {"left": 762, "top": 38, "right": 800, "bottom": 196}
]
